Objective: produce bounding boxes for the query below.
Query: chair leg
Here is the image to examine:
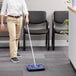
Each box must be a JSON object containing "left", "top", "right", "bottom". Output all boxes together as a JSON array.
[
  {"left": 45, "top": 30, "right": 50, "bottom": 50},
  {"left": 23, "top": 32, "right": 26, "bottom": 51},
  {"left": 47, "top": 29, "right": 50, "bottom": 50},
  {"left": 46, "top": 34, "right": 47, "bottom": 48},
  {"left": 52, "top": 29, "right": 55, "bottom": 50}
]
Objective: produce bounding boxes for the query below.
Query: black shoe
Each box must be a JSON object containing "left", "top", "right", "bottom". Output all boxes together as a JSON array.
[
  {"left": 17, "top": 53, "right": 21, "bottom": 57},
  {"left": 11, "top": 57, "right": 20, "bottom": 63}
]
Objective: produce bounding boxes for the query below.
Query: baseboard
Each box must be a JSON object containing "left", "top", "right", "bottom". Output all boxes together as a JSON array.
[
  {"left": 70, "top": 60, "right": 76, "bottom": 72},
  {"left": 0, "top": 40, "right": 69, "bottom": 47}
]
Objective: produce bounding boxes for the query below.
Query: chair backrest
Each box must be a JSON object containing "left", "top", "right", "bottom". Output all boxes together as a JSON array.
[
  {"left": 54, "top": 11, "right": 68, "bottom": 24},
  {"left": 29, "top": 11, "right": 46, "bottom": 24}
]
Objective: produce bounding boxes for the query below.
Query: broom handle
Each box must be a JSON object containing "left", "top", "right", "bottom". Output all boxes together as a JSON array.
[{"left": 26, "top": 24, "right": 36, "bottom": 66}]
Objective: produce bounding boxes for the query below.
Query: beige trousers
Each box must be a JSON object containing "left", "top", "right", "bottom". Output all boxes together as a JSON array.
[{"left": 7, "top": 16, "right": 23, "bottom": 58}]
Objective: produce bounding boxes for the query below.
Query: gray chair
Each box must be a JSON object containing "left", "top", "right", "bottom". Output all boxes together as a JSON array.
[
  {"left": 52, "top": 11, "right": 69, "bottom": 50},
  {"left": 23, "top": 11, "right": 50, "bottom": 50}
]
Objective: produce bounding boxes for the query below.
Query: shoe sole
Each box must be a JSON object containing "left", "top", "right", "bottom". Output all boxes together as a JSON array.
[{"left": 10, "top": 59, "right": 20, "bottom": 63}]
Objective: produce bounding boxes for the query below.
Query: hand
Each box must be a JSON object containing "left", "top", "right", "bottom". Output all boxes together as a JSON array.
[
  {"left": 25, "top": 15, "right": 29, "bottom": 25},
  {"left": 25, "top": 17, "right": 29, "bottom": 25},
  {"left": 0, "top": 23, "right": 5, "bottom": 31}
]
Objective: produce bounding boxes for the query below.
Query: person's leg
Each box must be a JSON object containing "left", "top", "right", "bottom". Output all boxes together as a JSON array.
[
  {"left": 7, "top": 17, "right": 17, "bottom": 58},
  {"left": 16, "top": 17, "right": 23, "bottom": 52}
]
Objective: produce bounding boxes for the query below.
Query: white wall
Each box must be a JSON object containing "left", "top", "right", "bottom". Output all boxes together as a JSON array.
[
  {"left": 26, "top": 0, "right": 67, "bottom": 11},
  {"left": 26, "top": 0, "right": 68, "bottom": 40},
  {"left": 0, "top": 0, "right": 68, "bottom": 46},
  {"left": 69, "top": 10, "right": 76, "bottom": 70},
  {"left": 0, "top": 0, "right": 68, "bottom": 40},
  {"left": 26, "top": 0, "right": 67, "bottom": 21}
]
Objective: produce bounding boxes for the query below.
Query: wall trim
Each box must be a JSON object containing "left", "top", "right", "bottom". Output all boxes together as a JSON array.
[
  {"left": 0, "top": 40, "right": 69, "bottom": 47},
  {"left": 70, "top": 60, "right": 76, "bottom": 72}
]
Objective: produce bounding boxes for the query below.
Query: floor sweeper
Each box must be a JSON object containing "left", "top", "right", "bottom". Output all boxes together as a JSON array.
[{"left": 26, "top": 24, "right": 45, "bottom": 71}]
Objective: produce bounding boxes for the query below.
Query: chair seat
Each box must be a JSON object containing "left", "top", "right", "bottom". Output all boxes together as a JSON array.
[
  {"left": 54, "top": 23, "right": 68, "bottom": 32},
  {"left": 24, "top": 28, "right": 48, "bottom": 35}
]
